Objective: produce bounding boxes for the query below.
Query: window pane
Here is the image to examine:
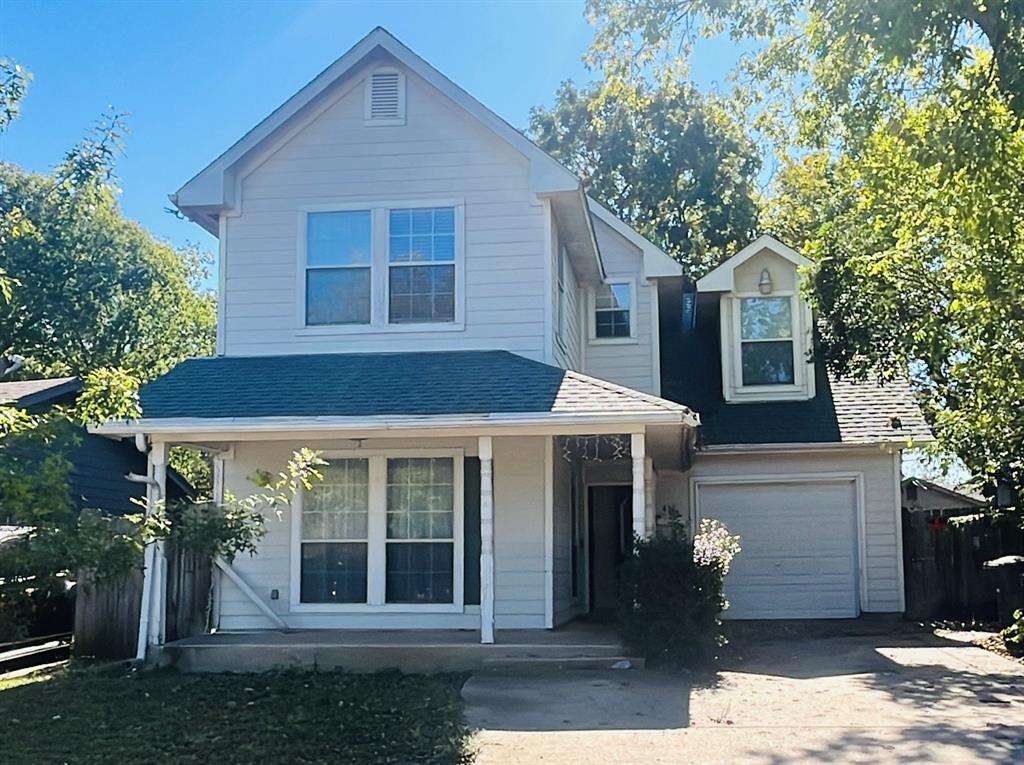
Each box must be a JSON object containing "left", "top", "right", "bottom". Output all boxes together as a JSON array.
[
  {"left": 307, "top": 211, "right": 371, "bottom": 267},
  {"left": 386, "top": 457, "right": 454, "bottom": 541},
  {"left": 389, "top": 207, "right": 456, "bottom": 263},
  {"left": 303, "top": 459, "right": 369, "bottom": 540},
  {"left": 386, "top": 542, "right": 454, "bottom": 604},
  {"left": 741, "top": 297, "right": 792, "bottom": 340},
  {"left": 306, "top": 268, "right": 371, "bottom": 325},
  {"left": 300, "top": 542, "right": 367, "bottom": 603},
  {"left": 742, "top": 340, "right": 795, "bottom": 385},
  {"left": 595, "top": 283, "right": 629, "bottom": 311},
  {"left": 389, "top": 265, "right": 455, "bottom": 323},
  {"left": 595, "top": 309, "right": 631, "bottom": 338}
]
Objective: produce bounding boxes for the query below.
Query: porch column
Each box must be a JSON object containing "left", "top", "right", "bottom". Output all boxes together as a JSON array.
[
  {"left": 136, "top": 440, "right": 167, "bottom": 660},
  {"left": 630, "top": 433, "right": 647, "bottom": 542},
  {"left": 478, "top": 436, "right": 495, "bottom": 644}
]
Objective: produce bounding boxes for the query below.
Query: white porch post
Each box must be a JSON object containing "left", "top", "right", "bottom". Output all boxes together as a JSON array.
[
  {"left": 478, "top": 436, "right": 495, "bottom": 644},
  {"left": 631, "top": 433, "right": 647, "bottom": 542}
]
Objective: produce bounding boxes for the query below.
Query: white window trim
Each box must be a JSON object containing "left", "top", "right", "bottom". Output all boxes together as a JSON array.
[
  {"left": 363, "top": 67, "right": 406, "bottom": 126},
  {"left": 721, "top": 291, "right": 816, "bottom": 402},
  {"left": 295, "top": 199, "right": 466, "bottom": 336},
  {"left": 589, "top": 278, "right": 638, "bottom": 345},
  {"left": 289, "top": 448, "right": 465, "bottom": 614}
]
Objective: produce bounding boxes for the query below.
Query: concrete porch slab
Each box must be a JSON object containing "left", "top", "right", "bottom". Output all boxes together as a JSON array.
[{"left": 164, "top": 622, "right": 641, "bottom": 673}]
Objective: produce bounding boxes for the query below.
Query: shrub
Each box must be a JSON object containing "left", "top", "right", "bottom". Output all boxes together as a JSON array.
[
  {"left": 1002, "top": 609, "right": 1024, "bottom": 656},
  {"left": 618, "top": 518, "right": 740, "bottom": 668}
]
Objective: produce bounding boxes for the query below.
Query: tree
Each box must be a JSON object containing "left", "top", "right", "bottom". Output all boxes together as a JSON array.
[
  {"left": 0, "top": 116, "right": 216, "bottom": 381},
  {"left": 586, "top": 1, "right": 1024, "bottom": 507},
  {"left": 530, "top": 78, "right": 761, "bottom": 276},
  {"left": 0, "top": 57, "right": 30, "bottom": 132}
]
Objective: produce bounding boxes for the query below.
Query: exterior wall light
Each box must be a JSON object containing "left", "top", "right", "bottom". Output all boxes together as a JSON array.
[{"left": 758, "top": 268, "right": 773, "bottom": 295}]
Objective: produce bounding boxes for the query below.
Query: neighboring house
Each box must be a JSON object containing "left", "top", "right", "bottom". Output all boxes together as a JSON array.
[
  {"left": 93, "top": 28, "right": 929, "bottom": 661},
  {"left": 902, "top": 477, "right": 989, "bottom": 515},
  {"left": 0, "top": 377, "right": 191, "bottom": 520}
]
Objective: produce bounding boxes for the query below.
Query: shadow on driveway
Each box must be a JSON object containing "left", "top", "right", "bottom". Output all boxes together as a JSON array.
[{"left": 465, "top": 623, "right": 1024, "bottom": 764}]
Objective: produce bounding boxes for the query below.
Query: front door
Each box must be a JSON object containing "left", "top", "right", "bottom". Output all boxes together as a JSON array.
[{"left": 588, "top": 485, "right": 632, "bottom": 620}]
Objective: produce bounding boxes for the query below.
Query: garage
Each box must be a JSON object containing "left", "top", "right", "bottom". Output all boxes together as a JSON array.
[{"left": 694, "top": 478, "right": 861, "bottom": 619}]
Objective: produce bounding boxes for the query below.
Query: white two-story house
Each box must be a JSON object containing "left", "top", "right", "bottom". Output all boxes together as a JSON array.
[{"left": 95, "top": 28, "right": 929, "bottom": 667}]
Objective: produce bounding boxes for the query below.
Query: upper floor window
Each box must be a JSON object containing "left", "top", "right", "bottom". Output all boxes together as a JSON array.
[
  {"left": 739, "top": 297, "right": 794, "bottom": 385},
  {"left": 593, "top": 281, "right": 633, "bottom": 339},
  {"left": 388, "top": 208, "right": 456, "bottom": 323},
  {"left": 305, "top": 211, "right": 372, "bottom": 325},
  {"left": 300, "top": 202, "right": 462, "bottom": 331}
]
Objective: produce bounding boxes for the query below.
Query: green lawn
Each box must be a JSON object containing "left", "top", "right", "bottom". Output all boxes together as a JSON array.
[{"left": 0, "top": 664, "right": 473, "bottom": 764}]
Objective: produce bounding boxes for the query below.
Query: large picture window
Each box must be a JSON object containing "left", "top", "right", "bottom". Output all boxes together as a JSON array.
[
  {"left": 295, "top": 452, "right": 462, "bottom": 610},
  {"left": 304, "top": 211, "right": 372, "bottom": 325},
  {"left": 388, "top": 207, "right": 456, "bottom": 323},
  {"left": 739, "top": 297, "right": 795, "bottom": 385}
]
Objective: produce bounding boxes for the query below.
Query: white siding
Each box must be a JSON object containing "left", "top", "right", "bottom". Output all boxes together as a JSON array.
[
  {"left": 492, "top": 436, "right": 548, "bottom": 629},
  {"left": 584, "top": 217, "right": 658, "bottom": 394},
  {"left": 215, "top": 434, "right": 550, "bottom": 631},
  {"left": 656, "top": 447, "right": 903, "bottom": 613},
  {"left": 221, "top": 58, "right": 548, "bottom": 360}
]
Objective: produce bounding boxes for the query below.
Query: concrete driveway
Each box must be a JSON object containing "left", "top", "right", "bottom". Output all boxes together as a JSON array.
[{"left": 463, "top": 626, "right": 1024, "bottom": 763}]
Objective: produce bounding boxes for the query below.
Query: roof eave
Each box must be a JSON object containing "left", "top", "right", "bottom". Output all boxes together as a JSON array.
[{"left": 90, "top": 409, "right": 698, "bottom": 439}]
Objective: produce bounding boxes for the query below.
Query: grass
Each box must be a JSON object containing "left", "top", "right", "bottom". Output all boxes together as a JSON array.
[{"left": 0, "top": 663, "right": 473, "bottom": 765}]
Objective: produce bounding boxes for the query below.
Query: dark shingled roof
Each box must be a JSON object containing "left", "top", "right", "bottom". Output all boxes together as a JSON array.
[
  {"left": 659, "top": 290, "right": 932, "bottom": 447},
  {"left": 139, "top": 350, "right": 692, "bottom": 421},
  {"left": 0, "top": 376, "right": 82, "bottom": 411}
]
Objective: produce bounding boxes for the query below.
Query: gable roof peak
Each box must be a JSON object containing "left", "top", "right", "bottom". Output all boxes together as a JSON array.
[{"left": 696, "top": 233, "right": 812, "bottom": 292}]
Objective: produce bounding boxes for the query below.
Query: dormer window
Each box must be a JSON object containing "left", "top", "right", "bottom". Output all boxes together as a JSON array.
[
  {"left": 740, "top": 297, "right": 795, "bottom": 385},
  {"left": 364, "top": 68, "right": 406, "bottom": 125},
  {"left": 697, "top": 235, "right": 815, "bottom": 403}
]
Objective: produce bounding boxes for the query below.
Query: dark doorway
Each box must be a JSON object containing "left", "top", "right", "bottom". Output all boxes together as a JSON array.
[{"left": 588, "top": 485, "right": 632, "bottom": 621}]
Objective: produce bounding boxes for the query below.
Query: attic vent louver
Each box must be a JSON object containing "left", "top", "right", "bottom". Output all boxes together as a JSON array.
[{"left": 365, "top": 69, "right": 405, "bottom": 124}]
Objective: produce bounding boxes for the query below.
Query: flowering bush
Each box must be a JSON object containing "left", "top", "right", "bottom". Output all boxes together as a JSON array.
[{"left": 618, "top": 518, "right": 741, "bottom": 668}]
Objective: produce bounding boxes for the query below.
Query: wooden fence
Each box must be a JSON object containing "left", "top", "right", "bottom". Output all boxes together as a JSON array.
[
  {"left": 903, "top": 508, "right": 1024, "bottom": 622},
  {"left": 74, "top": 545, "right": 211, "bottom": 659}
]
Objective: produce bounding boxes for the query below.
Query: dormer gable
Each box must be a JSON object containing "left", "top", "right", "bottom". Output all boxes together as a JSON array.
[{"left": 697, "top": 235, "right": 815, "bottom": 403}]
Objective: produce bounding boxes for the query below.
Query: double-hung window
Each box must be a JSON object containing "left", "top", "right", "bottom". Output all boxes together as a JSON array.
[
  {"left": 388, "top": 207, "right": 456, "bottom": 323},
  {"left": 739, "top": 296, "right": 795, "bottom": 385},
  {"left": 304, "top": 211, "right": 372, "bottom": 325},
  {"left": 594, "top": 281, "right": 633, "bottom": 339},
  {"left": 297, "top": 452, "right": 462, "bottom": 609},
  {"left": 556, "top": 246, "right": 568, "bottom": 344}
]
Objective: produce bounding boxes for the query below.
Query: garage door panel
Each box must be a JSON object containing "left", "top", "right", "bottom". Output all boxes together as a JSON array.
[{"left": 697, "top": 480, "right": 859, "bottom": 620}]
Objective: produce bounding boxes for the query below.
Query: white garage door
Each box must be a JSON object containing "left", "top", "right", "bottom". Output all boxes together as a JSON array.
[{"left": 696, "top": 480, "right": 859, "bottom": 619}]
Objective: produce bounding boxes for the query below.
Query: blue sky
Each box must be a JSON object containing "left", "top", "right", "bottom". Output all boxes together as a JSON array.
[{"left": 2, "top": 0, "right": 741, "bottom": 255}]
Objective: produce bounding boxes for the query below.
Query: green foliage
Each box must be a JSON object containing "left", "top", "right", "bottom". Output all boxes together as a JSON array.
[
  {"left": 0, "top": 57, "right": 30, "bottom": 132},
  {"left": 0, "top": 114, "right": 216, "bottom": 381},
  {"left": 619, "top": 518, "right": 741, "bottom": 668},
  {"left": 1002, "top": 609, "right": 1024, "bottom": 655},
  {"left": 0, "top": 667, "right": 472, "bottom": 765},
  {"left": 531, "top": 77, "right": 761, "bottom": 276},
  {"left": 151, "top": 448, "right": 328, "bottom": 563}
]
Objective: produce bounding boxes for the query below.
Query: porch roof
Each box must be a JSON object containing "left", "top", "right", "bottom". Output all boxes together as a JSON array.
[{"left": 118, "top": 351, "right": 695, "bottom": 430}]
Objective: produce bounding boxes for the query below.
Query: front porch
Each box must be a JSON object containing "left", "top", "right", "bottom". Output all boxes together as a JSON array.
[{"left": 164, "top": 621, "right": 640, "bottom": 673}]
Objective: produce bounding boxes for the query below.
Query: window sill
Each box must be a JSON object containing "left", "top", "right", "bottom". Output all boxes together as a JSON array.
[
  {"left": 724, "top": 385, "right": 813, "bottom": 403},
  {"left": 288, "top": 602, "right": 465, "bottom": 614},
  {"left": 589, "top": 336, "right": 639, "bottom": 346},
  {"left": 296, "top": 322, "right": 466, "bottom": 337}
]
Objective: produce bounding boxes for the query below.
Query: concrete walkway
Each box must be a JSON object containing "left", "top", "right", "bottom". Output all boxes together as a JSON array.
[{"left": 463, "top": 628, "right": 1024, "bottom": 763}]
